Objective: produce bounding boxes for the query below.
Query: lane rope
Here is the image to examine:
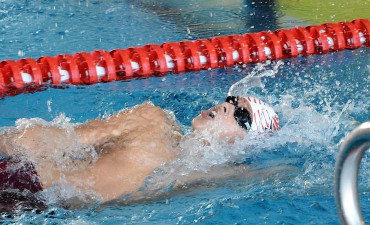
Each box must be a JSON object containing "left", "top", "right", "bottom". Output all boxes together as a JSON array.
[{"left": 0, "top": 19, "right": 369, "bottom": 96}]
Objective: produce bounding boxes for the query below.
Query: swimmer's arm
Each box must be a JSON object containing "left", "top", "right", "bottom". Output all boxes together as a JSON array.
[
  {"left": 75, "top": 118, "right": 116, "bottom": 147},
  {"left": 172, "top": 164, "right": 298, "bottom": 191},
  {"left": 64, "top": 139, "right": 174, "bottom": 202},
  {"left": 75, "top": 109, "right": 138, "bottom": 148},
  {"left": 172, "top": 164, "right": 250, "bottom": 189},
  {"left": 76, "top": 103, "right": 177, "bottom": 149}
]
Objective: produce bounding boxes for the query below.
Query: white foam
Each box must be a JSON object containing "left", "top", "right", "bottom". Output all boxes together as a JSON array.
[{"left": 228, "top": 60, "right": 284, "bottom": 97}]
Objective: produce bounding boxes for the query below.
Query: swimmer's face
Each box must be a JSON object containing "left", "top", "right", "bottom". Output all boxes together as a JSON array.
[{"left": 192, "top": 100, "right": 249, "bottom": 141}]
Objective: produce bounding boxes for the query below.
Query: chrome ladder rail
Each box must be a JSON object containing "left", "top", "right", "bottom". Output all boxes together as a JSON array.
[{"left": 335, "top": 121, "right": 370, "bottom": 225}]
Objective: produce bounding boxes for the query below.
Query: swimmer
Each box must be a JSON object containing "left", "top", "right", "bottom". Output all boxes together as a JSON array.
[{"left": 0, "top": 95, "right": 279, "bottom": 203}]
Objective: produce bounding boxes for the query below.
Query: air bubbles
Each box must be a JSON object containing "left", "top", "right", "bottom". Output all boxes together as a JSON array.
[
  {"left": 17, "top": 50, "right": 25, "bottom": 57},
  {"left": 186, "top": 27, "right": 191, "bottom": 35},
  {"left": 47, "top": 99, "right": 52, "bottom": 112}
]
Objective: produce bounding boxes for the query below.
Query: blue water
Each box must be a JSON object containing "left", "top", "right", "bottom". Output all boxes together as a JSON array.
[{"left": 0, "top": 0, "right": 369, "bottom": 224}]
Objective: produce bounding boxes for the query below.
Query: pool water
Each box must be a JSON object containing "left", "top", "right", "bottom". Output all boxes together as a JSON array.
[{"left": 0, "top": 0, "right": 369, "bottom": 224}]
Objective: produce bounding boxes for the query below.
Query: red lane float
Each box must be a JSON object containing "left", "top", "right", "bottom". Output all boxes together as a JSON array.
[{"left": 0, "top": 18, "right": 369, "bottom": 96}]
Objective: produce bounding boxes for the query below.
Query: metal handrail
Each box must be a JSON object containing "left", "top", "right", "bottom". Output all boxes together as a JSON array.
[{"left": 334, "top": 121, "right": 370, "bottom": 225}]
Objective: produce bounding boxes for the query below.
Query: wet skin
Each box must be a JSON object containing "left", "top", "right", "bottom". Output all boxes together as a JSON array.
[{"left": 0, "top": 97, "right": 254, "bottom": 202}]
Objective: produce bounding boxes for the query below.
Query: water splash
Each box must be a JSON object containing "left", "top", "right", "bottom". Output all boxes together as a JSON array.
[
  {"left": 228, "top": 60, "right": 284, "bottom": 97},
  {"left": 0, "top": 114, "right": 100, "bottom": 207}
]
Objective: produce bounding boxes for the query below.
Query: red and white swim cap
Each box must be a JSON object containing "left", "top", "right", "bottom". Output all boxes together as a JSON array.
[{"left": 245, "top": 96, "right": 280, "bottom": 133}]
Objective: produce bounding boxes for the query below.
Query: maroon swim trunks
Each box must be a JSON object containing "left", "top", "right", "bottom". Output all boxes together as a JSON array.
[{"left": 0, "top": 159, "right": 42, "bottom": 193}]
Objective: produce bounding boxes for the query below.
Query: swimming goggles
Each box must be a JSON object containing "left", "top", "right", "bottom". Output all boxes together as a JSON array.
[{"left": 225, "top": 96, "right": 252, "bottom": 131}]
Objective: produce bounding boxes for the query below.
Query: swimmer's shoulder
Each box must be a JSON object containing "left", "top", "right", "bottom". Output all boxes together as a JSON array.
[
  {"left": 115, "top": 101, "right": 181, "bottom": 135},
  {"left": 133, "top": 102, "right": 169, "bottom": 122},
  {"left": 134, "top": 102, "right": 182, "bottom": 140},
  {"left": 112, "top": 102, "right": 163, "bottom": 121}
]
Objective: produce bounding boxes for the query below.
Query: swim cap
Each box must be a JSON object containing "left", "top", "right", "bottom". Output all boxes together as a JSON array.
[{"left": 245, "top": 96, "right": 280, "bottom": 133}]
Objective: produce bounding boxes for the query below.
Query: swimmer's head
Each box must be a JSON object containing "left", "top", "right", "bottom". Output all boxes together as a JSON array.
[
  {"left": 192, "top": 100, "right": 247, "bottom": 141},
  {"left": 192, "top": 96, "right": 280, "bottom": 140}
]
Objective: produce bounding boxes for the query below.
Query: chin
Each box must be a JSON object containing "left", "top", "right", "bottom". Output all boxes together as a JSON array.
[
  {"left": 191, "top": 115, "right": 206, "bottom": 131},
  {"left": 191, "top": 121, "right": 196, "bottom": 131},
  {"left": 191, "top": 117, "right": 200, "bottom": 131}
]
